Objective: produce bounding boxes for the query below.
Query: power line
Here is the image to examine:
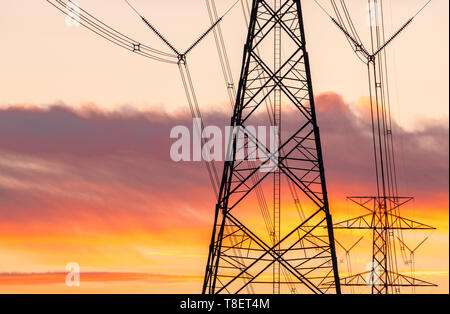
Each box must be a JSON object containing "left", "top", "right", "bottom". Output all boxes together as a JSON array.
[
  {"left": 122, "top": 0, "right": 241, "bottom": 197},
  {"left": 47, "top": 0, "right": 178, "bottom": 63}
]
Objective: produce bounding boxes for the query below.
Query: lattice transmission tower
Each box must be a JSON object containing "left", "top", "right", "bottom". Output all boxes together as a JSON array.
[
  {"left": 324, "top": 0, "right": 437, "bottom": 294},
  {"left": 203, "top": 0, "right": 341, "bottom": 294}
]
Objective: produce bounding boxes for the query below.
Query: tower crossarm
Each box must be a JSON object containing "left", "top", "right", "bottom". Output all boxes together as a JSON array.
[
  {"left": 213, "top": 212, "right": 329, "bottom": 294},
  {"left": 47, "top": 0, "right": 178, "bottom": 63},
  {"left": 333, "top": 214, "right": 374, "bottom": 230},
  {"left": 323, "top": 271, "right": 437, "bottom": 288},
  {"left": 333, "top": 213, "right": 436, "bottom": 230},
  {"left": 389, "top": 272, "right": 437, "bottom": 288},
  {"left": 203, "top": 0, "right": 341, "bottom": 294},
  {"left": 389, "top": 215, "right": 436, "bottom": 230}
]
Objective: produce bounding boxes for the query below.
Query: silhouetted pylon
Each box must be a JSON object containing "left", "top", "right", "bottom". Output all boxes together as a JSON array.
[{"left": 202, "top": 0, "right": 341, "bottom": 294}]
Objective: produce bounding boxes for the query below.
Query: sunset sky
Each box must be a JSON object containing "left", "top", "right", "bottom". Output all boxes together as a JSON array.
[{"left": 0, "top": 0, "right": 448, "bottom": 294}]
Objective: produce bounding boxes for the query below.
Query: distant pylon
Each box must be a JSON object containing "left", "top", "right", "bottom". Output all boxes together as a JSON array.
[
  {"left": 333, "top": 197, "right": 436, "bottom": 294},
  {"left": 202, "top": 0, "right": 341, "bottom": 294},
  {"left": 329, "top": 0, "right": 437, "bottom": 293}
]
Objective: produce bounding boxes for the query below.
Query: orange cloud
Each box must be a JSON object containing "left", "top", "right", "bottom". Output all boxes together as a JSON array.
[{"left": 0, "top": 93, "right": 447, "bottom": 293}]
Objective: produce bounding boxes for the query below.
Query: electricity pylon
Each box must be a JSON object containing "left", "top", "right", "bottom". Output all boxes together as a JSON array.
[
  {"left": 322, "top": 0, "right": 437, "bottom": 294},
  {"left": 333, "top": 197, "right": 436, "bottom": 294},
  {"left": 202, "top": 0, "right": 341, "bottom": 294}
]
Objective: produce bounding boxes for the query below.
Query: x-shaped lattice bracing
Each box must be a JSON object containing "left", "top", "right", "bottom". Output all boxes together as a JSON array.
[
  {"left": 214, "top": 210, "right": 331, "bottom": 294},
  {"left": 224, "top": 124, "right": 322, "bottom": 211}
]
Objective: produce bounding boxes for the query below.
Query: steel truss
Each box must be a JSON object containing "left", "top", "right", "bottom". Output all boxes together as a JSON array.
[
  {"left": 324, "top": 0, "right": 437, "bottom": 295},
  {"left": 331, "top": 197, "right": 436, "bottom": 294},
  {"left": 202, "top": 0, "right": 341, "bottom": 294}
]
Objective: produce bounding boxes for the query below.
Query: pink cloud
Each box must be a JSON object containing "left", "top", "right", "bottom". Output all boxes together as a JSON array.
[{"left": 0, "top": 93, "right": 447, "bottom": 231}]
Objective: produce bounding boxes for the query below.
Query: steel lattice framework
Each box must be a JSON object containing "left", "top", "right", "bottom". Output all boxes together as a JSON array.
[
  {"left": 45, "top": 0, "right": 437, "bottom": 296},
  {"left": 202, "top": 0, "right": 341, "bottom": 294},
  {"left": 327, "top": 0, "right": 437, "bottom": 294},
  {"left": 333, "top": 197, "right": 436, "bottom": 294}
]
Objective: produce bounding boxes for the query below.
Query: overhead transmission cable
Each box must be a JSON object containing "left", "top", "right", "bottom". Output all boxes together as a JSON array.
[
  {"left": 126, "top": 0, "right": 256, "bottom": 294},
  {"left": 205, "top": 0, "right": 313, "bottom": 293},
  {"left": 47, "top": 0, "right": 178, "bottom": 64},
  {"left": 122, "top": 4, "right": 259, "bottom": 294},
  {"left": 47, "top": 0, "right": 256, "bottom": 290},
  {"left": 123, "top": 0, "right": 240, "bottom": 198},
  {"left": 48, "top": 0, "right": 240, "bottom": 197},
  {"left": 313, "top": 0, "right": 433, "bottom": 61},
  {"left": 335, "top": 233, "right": 367, "bottom": 294},
  {"left": 205, "top": 0, "right": 281, "bottom": 294},
  {"left": 330, "top": 0, "right": 366, "bottom": 63},
  {"left": 237, "top": 0, "right": 324, "bottom": 293},
  {"left": 239, "top": 1, "right": 309, "bottom": 225},
  {"left": 206, "top": 0, "right": 277, "bottom": 241},
  {"left": 367, "top": 0, "right": 398, "bottom": 292},
  {"left": 320, "top": 0, "right": 434, "bottom": 294},
  {"left": 124, "top": 0, "right": 239, "bottom": 58},
  {"left": 315, "top": 0, "right": 434, "bottom": 216},
  {"left": 378, "top": 2, "right": 407, "bottom": 266}
]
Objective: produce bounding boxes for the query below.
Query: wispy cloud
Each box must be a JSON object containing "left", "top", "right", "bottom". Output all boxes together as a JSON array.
[{"left": 0, "top": 94, "right": 447, "bottom": 291}]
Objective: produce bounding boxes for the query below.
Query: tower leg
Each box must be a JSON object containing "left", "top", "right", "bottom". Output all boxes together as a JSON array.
[{"left": 203, "top": 0, "right": 341, "bottom": 294}]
